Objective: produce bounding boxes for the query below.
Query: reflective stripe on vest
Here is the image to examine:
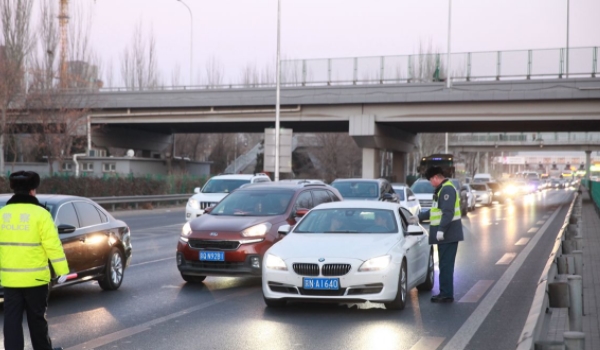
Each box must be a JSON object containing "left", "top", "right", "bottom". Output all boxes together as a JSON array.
[
  {"left": 1, "top": 266, "right": 49, "bottom": 272},
  {"left": 0, "top": 242, "right": 42, "bottom": 247},
  {"left": 430, "top": 181, "right": 461, "bottom": 226}
]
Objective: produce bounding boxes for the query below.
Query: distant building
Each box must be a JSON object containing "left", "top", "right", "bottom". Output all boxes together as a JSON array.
[{"left": 66, "top": 60, "right": 102, "bottom": 90}]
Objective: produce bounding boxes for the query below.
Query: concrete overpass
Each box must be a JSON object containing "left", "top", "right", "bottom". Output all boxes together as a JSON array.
[{"left": 80, "top": 78, "right": 600, "bottom": 180}]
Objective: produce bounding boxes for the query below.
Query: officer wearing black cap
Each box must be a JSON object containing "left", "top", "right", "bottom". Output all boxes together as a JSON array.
[
  {"left": 415, "top": 166, "right": 464, "bottom": 303},
  {"left": 0, "top": 171, "right": 69, "bottom": 350}
]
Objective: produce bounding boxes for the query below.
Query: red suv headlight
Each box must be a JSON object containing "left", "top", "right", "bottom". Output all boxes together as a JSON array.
[{"left": 241, "top": 223, "right": 272, "bottom": 237}]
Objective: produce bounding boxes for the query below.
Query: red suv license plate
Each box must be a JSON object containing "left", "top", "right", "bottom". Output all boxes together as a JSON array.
[
  {"left": 200, "top": 251, "right": 225, "bottom": 261},
  {"left": 303, "top": 278, "right": 339, "bottom": 290}
]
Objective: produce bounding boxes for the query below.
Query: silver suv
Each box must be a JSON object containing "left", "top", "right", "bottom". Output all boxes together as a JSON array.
[{"left": 185, "top": 173, "right": 271, "bottom": 221}]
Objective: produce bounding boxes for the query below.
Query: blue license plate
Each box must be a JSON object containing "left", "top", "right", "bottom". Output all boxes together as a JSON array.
[
  {"left": 303, "top": 278, "right": 340, "bottom": 290},
  {"left": 199, "top": 251, "right": 224, "bottom": 261}
]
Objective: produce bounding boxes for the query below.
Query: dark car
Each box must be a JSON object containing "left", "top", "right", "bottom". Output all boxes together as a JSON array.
[
  {"left": 177, "top": 182, "right": 343, "bottom": 282},
  {"left": 0, "top": 194, "right": 132, "bottom": 296},
  {"left": 330, "top": 178, "right": 399, "bottom": 203},
  {"left": 448, "top": 178, "right": 469, "bottom": 216}
]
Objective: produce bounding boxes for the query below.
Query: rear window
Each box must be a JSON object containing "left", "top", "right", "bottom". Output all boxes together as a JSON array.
[
  {"left": 202, "top": 179, "right": 250, "bottom": 193},
  {"left": 471, "top": 184, "right": 487, "bottom": 191},
  {"left": 331, "top": 181, "right": 379, "bottom": 199},
  {"left": 411, "top": 181, "right": 434, "bottom": 194}
]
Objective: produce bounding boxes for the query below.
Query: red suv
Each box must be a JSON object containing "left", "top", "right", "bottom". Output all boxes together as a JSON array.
[{"left": 176, "top": 182, "right": 342, "bottom": 282}]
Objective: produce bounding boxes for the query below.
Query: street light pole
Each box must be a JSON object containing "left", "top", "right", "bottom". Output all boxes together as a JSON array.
[
  {"left": 177, "top": 0, "right": 193, "bottom": 86},
  {"left": 446, "top": 0, "right": 453, "bottom": 89},
  {"left": 566, "top": 0, "right": 570, "bottom": 78},
  {"left": 274, "top": 0, "right": 281, "bottom": 181}
]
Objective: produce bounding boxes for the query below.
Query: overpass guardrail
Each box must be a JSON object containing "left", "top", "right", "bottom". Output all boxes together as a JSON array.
[
  {"left": 94, "top": 46, "right": 598, "bottom": 92},
  {"left": 517, "top": 190, "right": 585, "bottom": 350},
  {"left": 90, "top": 194, "right": 189, "bottom": 211}
]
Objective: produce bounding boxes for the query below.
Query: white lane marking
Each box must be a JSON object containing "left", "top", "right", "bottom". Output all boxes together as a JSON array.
[
  {"left": 515, "top": 238, "right": 530, "bottom": 246},
  {"left": 129, "top": 257, "right": 172, "bottom": 267},
  {"left": 527, "top": 227, "right": 539, "bottom": 234},
  {"left": 496, "top": 253, "right": 517, "bottom": 265},
  {"left": 410, "top": 336, "right": 445, "bottom": 350},
  {"left": 536, "top": 220, "right": 545, "bottom": 225},
  {"left": 459, "top": 280, "right": 495, "bottom": 303},
  {"left": 65, "top": 287, "right": 259, "bottom": 350},
  {"left": 442, "top": 204, "right": 562, "bottom": 350}
]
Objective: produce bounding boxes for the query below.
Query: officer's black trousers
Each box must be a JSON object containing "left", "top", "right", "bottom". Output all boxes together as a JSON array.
[{"left": 3, "top": 284, "right": 53, "bottom": 350}]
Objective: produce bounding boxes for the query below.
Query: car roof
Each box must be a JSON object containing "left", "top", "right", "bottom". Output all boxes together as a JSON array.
[
  {"left": 332, "top": 178, "right": 387, "bottom": 184},
  {"left": 209, "top": 173, "right": 270, "bottom": 181},
  {"left": 314, "top": 200, "right": 400, "bottom": 210},
  {"left": 0, "top": 194, "right": 97, "bottom": 206},
  {"left": 237, "top": 182, "right": 330, "bottom": 192}
]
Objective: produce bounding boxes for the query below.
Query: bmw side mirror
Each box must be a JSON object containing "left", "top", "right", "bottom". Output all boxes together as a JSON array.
[
  {"left": 278, "top": 224, "right": 292, "bottom": 235},
  {"left": 407, "top": 225, "right": 423, "bottom": 236},
  {"left": 58, "top": 224, "right": 76, "bottom": 234}
]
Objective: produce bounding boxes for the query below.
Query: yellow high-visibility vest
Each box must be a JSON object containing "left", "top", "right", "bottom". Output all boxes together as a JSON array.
[
  {"left": 430, "top": 181, "right": 461, "bottom": 226},
  {"left": 0, "top": 203, "right": 69, "bottom": 287}
]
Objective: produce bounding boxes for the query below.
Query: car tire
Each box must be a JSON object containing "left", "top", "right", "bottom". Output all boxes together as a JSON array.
[
  {"left": 417, "top": 249, "right": 435, "bottom": 292},
  {"left": 263, "top": 296, "right": 286, "bottom": 308},
  {"left": 181, "top": 274, "right": 207, "bottom": 283},
  {"left": 385, "top": 260, "right": 407, "bottom": 310},
  {"left": 98, "top": 247, "right": 125, "bottom": 291}
]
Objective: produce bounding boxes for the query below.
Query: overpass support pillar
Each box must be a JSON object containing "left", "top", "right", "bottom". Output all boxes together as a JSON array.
[
  {"left": 585, "top": 150, "right": 591, "bottom": 182},
  {"left": 362, "top": 148, "right": 381, "bottom": 179},
  {"left": 349, "top": 115, "right": 418, "bottom": 180}
]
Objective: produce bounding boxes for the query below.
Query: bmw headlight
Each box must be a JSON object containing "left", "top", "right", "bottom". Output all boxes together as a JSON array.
[
  {"left": 265, "top": 254, "right": 287, "bottom": 271},
  {"left": 180, "top": 222, "right": 192, "bottom": 242},
  {"left": 358, "top": 255, "right": 391, "bottom": 272},
  {"left": 188, "top": 198, "right": 200, "bottom": 210},
  {"left": 241, "top": 223, "right": 272, "bottom": 237}
]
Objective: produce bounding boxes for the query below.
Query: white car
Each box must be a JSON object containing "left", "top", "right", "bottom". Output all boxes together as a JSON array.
[
  {"left": 410, "top": 179, "right": 435, "bottom": 216},
  {"left": 470, "top": 183, "right": 493, "bottom": 206},
  {"left": 391, "top": 183, "right": 422, "bottom": 217},
  {"left": 185, "top": 173, "right": 271, "bottom": 221},
  {"left": 262, "top": 201, "right": 434, "bottom": 310},
  {"left": 461, "top": 184, "right": 476, "bottom": 212}
]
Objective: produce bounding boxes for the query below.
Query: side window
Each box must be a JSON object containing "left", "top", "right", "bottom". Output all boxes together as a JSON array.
[
  {"left": 294, "top": 191, "right": 313, "bottom": 210},
  {"left": 312, "top": 190, "right": 332, "bottom": 207},
  {"left": 74, "top": 202, "right": 103, "bottom": 227},
  {"left": 96, "top": 208, "right": 108, "bottom": 223},
  {"left": 327, "top": 190, "right": 341, "bottom": 202},
  {"left": 56, "top": 203, "right": 79, "bottom": 228}
]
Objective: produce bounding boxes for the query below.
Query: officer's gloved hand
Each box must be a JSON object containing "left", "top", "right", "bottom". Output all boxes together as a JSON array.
[
  {"left": 437, "top": 231, "right": 445, "bottom": 241},
  {"left": 57, "top": 275, "right": 68, "bottom": 284},
  {"left": 407, "top": 216, "right": 419, "bottom": 225}
]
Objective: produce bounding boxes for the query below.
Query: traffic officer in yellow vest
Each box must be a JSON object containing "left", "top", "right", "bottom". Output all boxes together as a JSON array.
[
  {"left": 415, "top": 166, "right": 464, "bottom": 303},
  {"left": 0, "top": 171, "right": 69, "bottom": 350}
]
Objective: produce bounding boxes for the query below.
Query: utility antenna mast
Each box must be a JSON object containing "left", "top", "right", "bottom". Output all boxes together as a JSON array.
[{"left": 58, "top": 0, "right": 69, "bottom": 88}]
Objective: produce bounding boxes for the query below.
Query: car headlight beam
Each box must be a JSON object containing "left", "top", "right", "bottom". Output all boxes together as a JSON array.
[
  {"left": 188, "top": 199, "right": 200, "bottom": 210},
  {"left": 358, "top": 255, "right": 392, "bottom": 272},
  {"left": 265, "top": 254, "right": 287, "bottom": 271},
  {"left": 181, "top": 222, "right": 192, "bottom": 242},
  {"left": 241, "top": 222, "right": 272, "bottom": 237}
]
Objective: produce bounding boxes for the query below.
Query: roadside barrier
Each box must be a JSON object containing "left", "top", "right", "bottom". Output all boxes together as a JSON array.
[
  {"left": 516, "top": 190, "right": 585, "bottom": 350},
  {"left": 90, "top": 194, "right": 189, "bottom": 211}
]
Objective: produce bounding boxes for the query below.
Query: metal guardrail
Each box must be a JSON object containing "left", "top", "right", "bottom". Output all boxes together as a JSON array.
[
  {"left": 517, "top": 190, "right": 584, "bottom": 349},
  {"left": 90, "top": 194, "right": 189, "bottom": 211}
]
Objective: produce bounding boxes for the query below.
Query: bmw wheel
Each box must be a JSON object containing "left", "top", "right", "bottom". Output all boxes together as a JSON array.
[
  {"left": 417, "top": 249, "right": 435, "bottom": 291},
  {"left": 99, "top": 247, "right": 125, "bottom": 291},
  {"left": 385, "top": 260, "right": 407, "bottom": 310}
]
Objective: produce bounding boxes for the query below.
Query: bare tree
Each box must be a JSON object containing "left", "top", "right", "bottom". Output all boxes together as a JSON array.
[
  {"left": 204, "top": 55, "right": 224, "bottom": 87},
  {"left": 0, "top": 0, "right": 34, "bottom": 175},
  {"left": 120, "top": 20, "right": 161, "bottom": 90},
  {"left": 311, "top": 133, "right": 361, "bottom": 183},
  {"left": 171, "top": 63, "right": 181, "bottom": 87}
]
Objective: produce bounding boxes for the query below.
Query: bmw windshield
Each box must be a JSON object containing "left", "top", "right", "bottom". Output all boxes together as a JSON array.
[{"left": 293, "top": 208, "right": 398, "bottom": 234}]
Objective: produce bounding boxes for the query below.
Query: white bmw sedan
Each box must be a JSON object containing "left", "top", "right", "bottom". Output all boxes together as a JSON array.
[{"left": 262, "top": 201, "right": 434, "bottom": 310}]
